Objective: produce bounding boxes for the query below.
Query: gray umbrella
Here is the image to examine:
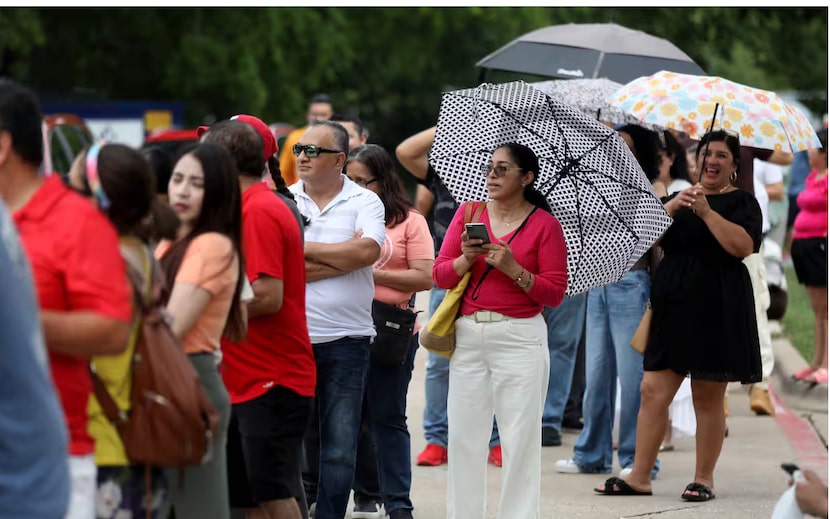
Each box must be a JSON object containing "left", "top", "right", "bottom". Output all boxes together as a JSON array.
[
  {"left": 476, "top": 22, "right": 705, "bottom": 84},
  {"left": 530, "top": 78, "right": 662, "bottom": 130}
]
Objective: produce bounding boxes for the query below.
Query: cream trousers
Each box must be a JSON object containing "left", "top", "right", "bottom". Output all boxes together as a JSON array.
[
  {"left": 446, "top": 312, "right": 549, "bottom": 519},
  {"left": 744, "top": 244, "right": 774, "bottom": 386}
]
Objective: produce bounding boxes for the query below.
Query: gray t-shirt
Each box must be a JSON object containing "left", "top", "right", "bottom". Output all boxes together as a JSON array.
[{"left": 0, "top": 199, "right": 70, "bottom": 518}]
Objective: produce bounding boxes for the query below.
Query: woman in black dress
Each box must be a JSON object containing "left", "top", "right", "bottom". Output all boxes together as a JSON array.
[{"left": 594, "top": 130, "right": 762, "bottom": 502}]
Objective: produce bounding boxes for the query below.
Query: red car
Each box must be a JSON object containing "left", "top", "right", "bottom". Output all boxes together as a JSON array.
[{"left": 141, "top": 128, "right": 201, "bottom": 158}]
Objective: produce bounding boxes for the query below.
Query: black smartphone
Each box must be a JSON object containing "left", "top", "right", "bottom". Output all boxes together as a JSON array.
[
  {"left": 465, "top": 223, "right": 491, "bottom": 246},
  {"left": 781, "top": 462, "right": 800, "bottom": 476}
]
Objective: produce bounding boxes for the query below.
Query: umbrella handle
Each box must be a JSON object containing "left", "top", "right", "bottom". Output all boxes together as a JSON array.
[
  {"left": 708, "top": 102, "right": 720, "bottom": 135},
  {"left": 698, "top": 102, "right": 720, "bottom": 184}
]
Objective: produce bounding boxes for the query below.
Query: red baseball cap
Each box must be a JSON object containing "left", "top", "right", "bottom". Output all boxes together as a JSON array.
[{"left": 196, "top": 114, "right": 278, "bottom": 160}]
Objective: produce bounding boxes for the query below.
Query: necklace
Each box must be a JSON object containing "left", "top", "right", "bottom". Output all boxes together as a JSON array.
[
  {"left": 493, "top": 202, "right": 527, "bottom": 227},
  {"left": 696, "top": 183, "right": 733, "bottom": 195},
  {"left": 491, "top": 203, "right": 529, "bottom": 227}
]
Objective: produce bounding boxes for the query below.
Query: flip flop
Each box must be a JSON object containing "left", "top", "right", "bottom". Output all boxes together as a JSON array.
[
  {"left": 681, "top": 482, "right": 716, "bottom": 502},
  {"left": 594, "top": 477, "right": 653, "bottom": 496}
]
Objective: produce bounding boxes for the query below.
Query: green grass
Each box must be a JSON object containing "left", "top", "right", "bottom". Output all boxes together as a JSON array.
[{"left": 781, "top": 265, "right": 816, "bottom": 364}]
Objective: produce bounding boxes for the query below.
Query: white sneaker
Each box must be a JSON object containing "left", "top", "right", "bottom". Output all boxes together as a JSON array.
[
  {"left": 619, "top": 467, "right": 633, "bottom": 478},
  {"left": 555, "top": 458, "right": 582, "bottom": 474},
  {"left": 352, "top": 502, "right": 385, "bottom": 519}
]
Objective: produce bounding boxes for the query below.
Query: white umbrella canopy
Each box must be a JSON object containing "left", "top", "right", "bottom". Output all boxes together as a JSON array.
[
  {"left": 429, "top": 80, "right": 673, "bottom": 296},
  {"left": 531, "top": 78, "right": 662, "bottom": 131}
]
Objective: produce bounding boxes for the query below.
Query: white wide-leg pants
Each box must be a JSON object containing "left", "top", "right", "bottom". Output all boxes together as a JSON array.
[{"left": 446, "top": 312, "right": 549, "bottom": 519}]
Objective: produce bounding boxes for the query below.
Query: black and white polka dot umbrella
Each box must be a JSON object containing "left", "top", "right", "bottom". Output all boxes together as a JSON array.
[{"left": 428, "top": 80, "right": 673, "bottom": 296}]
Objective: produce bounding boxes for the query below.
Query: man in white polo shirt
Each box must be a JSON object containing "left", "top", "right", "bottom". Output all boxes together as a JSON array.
[{"left": 289, "top": 120, "right": 385, "bottom": 519}]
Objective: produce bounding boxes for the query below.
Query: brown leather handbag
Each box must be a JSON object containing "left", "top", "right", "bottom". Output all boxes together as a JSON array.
[
  {"left": 90, "top": 247, "right": 219, "bottom": 468},
  {"left": 630, "top": 300, "right": 652, "bottom": 355}
]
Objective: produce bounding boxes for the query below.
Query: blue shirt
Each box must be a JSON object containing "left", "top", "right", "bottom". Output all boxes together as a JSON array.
[
  {"left": 0, "top": 200, "right": 70, "bottom": 518},
  {"left": 788, "top": 150, "right": 811, "bottom": 196}
]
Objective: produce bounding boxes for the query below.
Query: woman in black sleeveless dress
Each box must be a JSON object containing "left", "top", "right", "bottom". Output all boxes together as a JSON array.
[{"left": 595, "top": 130, "right": 762, "bottom": 502}]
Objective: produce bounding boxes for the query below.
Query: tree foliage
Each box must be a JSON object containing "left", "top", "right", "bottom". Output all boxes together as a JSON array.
[{"left": 3, "top": 7, "right": 826, "bottom": 153}]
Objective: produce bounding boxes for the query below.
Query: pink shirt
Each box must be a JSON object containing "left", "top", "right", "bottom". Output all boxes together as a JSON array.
[
  {"left": 793, "top": 169, "right": 828, "bottom": 240},
  {"left": 434, "top": 205, "right": 568, "bottom": 318},
  {"left": 374, "top": 210, "right": 435, "bottom": 307}
]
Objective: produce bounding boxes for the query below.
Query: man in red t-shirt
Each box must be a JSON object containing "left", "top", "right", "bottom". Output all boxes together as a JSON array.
[
  {"left": 203, "top": 117, "right": 316, "bottom": 519},
  {"left": 0, "top": 79, "right": 133, "bottom": 517}
]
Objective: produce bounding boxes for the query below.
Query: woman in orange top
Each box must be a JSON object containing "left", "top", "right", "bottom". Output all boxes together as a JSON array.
[{"left": 156, "top": 143, "right": 246, "bottom": 519}]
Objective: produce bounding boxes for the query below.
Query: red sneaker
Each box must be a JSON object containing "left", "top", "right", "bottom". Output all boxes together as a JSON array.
[
  {"left": 488, "top": 445, "right": 502, "bottom": 467},
  {"left": 416, "top": 444, "right": 448, "bottom": 466}
]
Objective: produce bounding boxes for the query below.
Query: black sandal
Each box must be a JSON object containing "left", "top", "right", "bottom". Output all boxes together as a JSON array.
[
  {"left": 594, "top": 477, "right": 653, "bottom": 496},
  {"left": 681, "top": 482, "right": 716, "bottom": 502}
]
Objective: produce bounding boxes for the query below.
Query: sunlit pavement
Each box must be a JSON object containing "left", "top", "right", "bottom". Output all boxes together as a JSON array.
[{"left": 387, "top": 290, "right": 829, "bottom": 519}]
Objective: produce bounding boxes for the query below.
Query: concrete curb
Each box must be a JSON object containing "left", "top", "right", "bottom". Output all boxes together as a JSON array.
[{"left": 770, "top": 328, "right": 828, "bottom": 415}]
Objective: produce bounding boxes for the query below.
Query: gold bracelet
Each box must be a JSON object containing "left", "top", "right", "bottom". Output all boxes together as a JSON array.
[
  {"left": 517, "top": 270, "right": 532, "bottom": 289},
  {"left": 515, "top": 269, "right": 526, "bottom": 285}
]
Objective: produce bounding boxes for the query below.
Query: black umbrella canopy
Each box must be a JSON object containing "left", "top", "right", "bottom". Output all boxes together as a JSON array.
[{"left": 476, "top": 22, "right": 706, "bottom": 84}]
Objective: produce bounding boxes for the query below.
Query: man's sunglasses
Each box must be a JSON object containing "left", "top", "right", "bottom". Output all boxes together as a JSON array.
[{"left": 292, "top": 144, "right": 342, "bottom": 158}]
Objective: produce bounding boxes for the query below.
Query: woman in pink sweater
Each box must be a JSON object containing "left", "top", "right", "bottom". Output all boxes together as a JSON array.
[
  {"left": 791, "top": 128, "right": 828, "bottom": 384},
  {"left": 434, "top": 143, "right": 568, "bottom": 519}
]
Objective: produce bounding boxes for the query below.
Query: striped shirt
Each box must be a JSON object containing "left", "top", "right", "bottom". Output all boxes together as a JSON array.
[{"left": 290, "top": 175, "right": 386, "bottom": 344}]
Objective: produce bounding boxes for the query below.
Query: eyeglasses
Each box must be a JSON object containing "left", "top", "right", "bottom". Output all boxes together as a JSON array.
[
  {"left": 480, "top": 163, "right": 523, "bottom": 177},
  {"left": 349, "top": 177, "right": 378, "bottom": 187},
  {"left": 292, "top": 144, "right": 342, "bottom": 158}
]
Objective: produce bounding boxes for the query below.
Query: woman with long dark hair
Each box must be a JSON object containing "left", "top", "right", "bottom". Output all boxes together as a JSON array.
[
  {"left": 434, "top": 142, "right": 567, "bottom": 518},
  {"left": 155, "top": 142, "right": 246, "bottom": 519},
  {"left": 68, "top": 143, "right": 175, "bottom": 518},
  {"left": 344, "top": 144, "right": 434, "bottom": 519},
  {"left": 656, "top": 130, "right": 693, "bottom": 195}
]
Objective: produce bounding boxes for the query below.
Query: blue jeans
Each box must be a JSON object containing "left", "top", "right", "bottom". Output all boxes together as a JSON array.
[
  {"left": 311, "top": 337, "right": 370, "bottom": 519},
  {"left": 572, "top": 270, "right": 659, "bottom": 478},
  {"left": 423, "top": 288, "right": 499, "bottom": 449},
  {"left": 542, "top": 293, "right": 588, "bottom": 431},
  {"left": 354, "top": 333, "right": 419, "bottom": 515}
]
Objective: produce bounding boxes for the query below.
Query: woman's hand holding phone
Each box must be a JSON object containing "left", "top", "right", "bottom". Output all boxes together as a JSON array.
[{"left": 461, "top": 225, "right": 489, "bottom": 264}]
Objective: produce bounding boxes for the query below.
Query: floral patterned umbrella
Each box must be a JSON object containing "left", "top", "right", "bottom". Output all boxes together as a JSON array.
[{"left": 607, "top": 70, "right": 821, "bottom": 152}]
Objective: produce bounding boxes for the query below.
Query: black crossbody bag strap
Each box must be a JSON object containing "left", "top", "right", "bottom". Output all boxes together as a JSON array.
[{"left": 470, "top": 207, "right": 537, "bottom": 301}]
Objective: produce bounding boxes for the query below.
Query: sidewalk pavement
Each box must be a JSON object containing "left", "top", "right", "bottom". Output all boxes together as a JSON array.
[{"left": 390, "top": 293, "right": 829, "bottom": 519}]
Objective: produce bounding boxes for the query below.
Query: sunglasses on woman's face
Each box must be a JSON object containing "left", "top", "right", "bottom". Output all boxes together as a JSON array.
[{"left": 480, "top": 163, "right": 523, "bottom": 177}]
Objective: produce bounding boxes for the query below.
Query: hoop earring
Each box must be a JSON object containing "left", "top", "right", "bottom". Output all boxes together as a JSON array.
[{"left": 730, "top": 170, "right": 738, "bottom": 182}]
